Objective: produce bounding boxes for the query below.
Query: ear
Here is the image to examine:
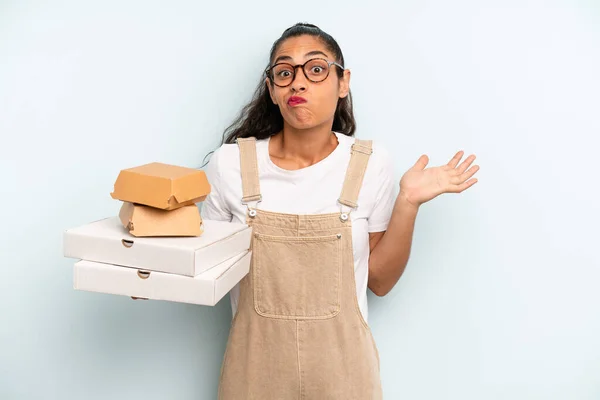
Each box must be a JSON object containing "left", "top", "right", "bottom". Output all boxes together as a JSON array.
[
  {"left": 266, "top": 77, "right": 277, "bottom": 104},
  {"left": 338, "top": 69, "right": 351, "bottom": 99}
]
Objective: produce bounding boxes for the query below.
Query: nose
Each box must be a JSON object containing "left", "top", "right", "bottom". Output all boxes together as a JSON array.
[{"left": 290, "top": 65, "right": 307, "bottom": 92}]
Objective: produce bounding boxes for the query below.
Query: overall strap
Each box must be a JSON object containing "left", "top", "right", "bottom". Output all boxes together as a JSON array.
[
  {"left": 338, "top": 139, "right": 373, "bottom": 209},
  {"left": 236, "top": 137, "right": 262, "bottom": 204}
]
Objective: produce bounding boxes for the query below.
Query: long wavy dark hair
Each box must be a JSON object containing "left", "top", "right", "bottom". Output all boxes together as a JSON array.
[{"left": 200, "top": 23, "right": 356, "bottom": 167}]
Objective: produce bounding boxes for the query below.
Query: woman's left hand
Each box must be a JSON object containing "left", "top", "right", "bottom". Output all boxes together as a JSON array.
[{"left": 399, "top": 151, "right": 479, "bottom": 207}]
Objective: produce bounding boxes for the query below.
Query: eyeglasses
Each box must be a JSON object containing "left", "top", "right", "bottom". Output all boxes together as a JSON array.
[{"left": 266, "top": 58, "right": 345, "bottom": 87}]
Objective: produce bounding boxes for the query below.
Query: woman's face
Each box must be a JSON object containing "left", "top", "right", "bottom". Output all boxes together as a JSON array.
[{"left": 267, "top": 35, "right": 350, "bottom": 131}]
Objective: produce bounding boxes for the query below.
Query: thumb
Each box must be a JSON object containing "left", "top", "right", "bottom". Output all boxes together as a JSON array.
[{"left": 412, "top": 155, "right": 429, "bottom": 170}]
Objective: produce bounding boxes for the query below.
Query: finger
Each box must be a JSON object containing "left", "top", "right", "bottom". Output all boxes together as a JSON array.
[
  {"left": 412, "top": 154, "right": 429, "bottom": 170},
  {"left": 461, "top": 165, "right": 480, "bottom": 181},
  {"left": 456, "top": 154, "right": 477, "bottom": 174},
  {"left": 451, "top": 165, "right": 480, "bottom": 185},
  {"left": 448, "top": 178, "right": 478, "bottom": 193},
  {"left": 458, "top": 178, "right": 478, "bottom": 192},
  {"left": 447, "top": 151, "right": 464, "bottom": 168}
]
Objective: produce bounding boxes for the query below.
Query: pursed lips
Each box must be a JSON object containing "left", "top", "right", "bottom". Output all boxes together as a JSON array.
[{"left": 287, "top": 96, "right": 307, "bottom": 106}]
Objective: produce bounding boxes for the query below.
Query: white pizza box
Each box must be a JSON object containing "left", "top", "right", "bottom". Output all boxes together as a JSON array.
[
  {"left": 73, "top": 250, "right": 251, "bottom": 306},
  {"left": 64, "top": 217, "right": 252, "bottom": 277}
]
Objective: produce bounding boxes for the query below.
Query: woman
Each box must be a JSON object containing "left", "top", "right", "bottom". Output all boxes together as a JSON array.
[{"left": 202, "top": 23, "right": 479, "bottom": 400}]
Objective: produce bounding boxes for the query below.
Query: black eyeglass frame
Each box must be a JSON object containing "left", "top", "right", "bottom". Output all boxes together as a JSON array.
[{"left": 265, "top": 58, "right": 345, "bottom": 87}]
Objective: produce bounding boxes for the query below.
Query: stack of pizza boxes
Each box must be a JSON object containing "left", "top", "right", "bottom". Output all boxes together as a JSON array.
[{"left": 63, "top": 162, "right": 252, "bottom": 306}]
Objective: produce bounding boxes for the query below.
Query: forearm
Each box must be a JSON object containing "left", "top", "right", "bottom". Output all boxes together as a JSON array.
[{"left": 368, "top": 194, "right": 419, "bottom": 296}]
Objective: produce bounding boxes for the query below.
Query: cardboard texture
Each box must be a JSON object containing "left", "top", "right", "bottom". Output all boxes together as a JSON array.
[
  {"left": 73, "top": 251, "right": 251, "bottom": 306},
  {"left": 110, "top": 162, "right": 211, "bottom": 210},
  {"left": 119, "top": 202, "right": 203, "bottom": 237},
  {"left": 64, "top": 217, "right": 252, "bottom": 276}
]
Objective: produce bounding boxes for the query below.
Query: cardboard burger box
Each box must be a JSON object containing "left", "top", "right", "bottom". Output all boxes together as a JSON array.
[
  {"left": 119, "top": 202, "right": 203, "bottom": 237},
  {"left": 111, "top": 162, "right": 211, "bottom": 210},
  {"left": 73, "top": 250, "right": 251, "bottom": 306},
  {"left": 64, "top": 217, "right": 252, "bottom": 277},
  {"left": 110, "top": 162, "right": 211, "bottom": 237}
]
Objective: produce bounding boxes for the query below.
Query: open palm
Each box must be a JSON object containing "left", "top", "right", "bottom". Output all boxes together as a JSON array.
[{"left": 399, "top": 151, "right": 479, "bottom": 207}]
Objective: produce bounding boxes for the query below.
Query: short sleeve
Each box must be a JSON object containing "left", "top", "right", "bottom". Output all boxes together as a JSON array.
[
  {"left": 200, "top": 147, "right": 233, "bottom": 222},
  {"left": 367, "top": 146, "right": 397, "bottom": 232}
]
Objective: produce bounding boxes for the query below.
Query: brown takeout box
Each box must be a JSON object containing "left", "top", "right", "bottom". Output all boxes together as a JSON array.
[
  {"left": 110, "top": 162, "right": 211, "bottom": 210},
  {"left": 119, "top": 202, "right": 203, "bottom": 237}
]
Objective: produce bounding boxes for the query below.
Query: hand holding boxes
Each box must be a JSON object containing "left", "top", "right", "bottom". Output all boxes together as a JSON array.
[{"left": 63, "top": 162, "right": 252, "bottom": 306}]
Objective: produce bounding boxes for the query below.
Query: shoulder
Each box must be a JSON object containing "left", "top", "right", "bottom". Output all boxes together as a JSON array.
[
  {"left": 205, "top": 141, "right": 243, "bottom": 180},
  {"left": 203, "top": 142, "right": 241, "bottom": 194},
  {"left": 209, "top": 137, "right": 269, "bottom": 167},
  {"left": 336, "top": 132, "right": 390, "bottom": 157},
  {"left": 210, "top": 142, "right": 240, "bottom": 167},
  {"left": 372, "top": 144, "right": 394, "bottom": 179},
  {"left": 365, "top": 141, "right": 395, "bottom": 192},
  {"left": 338, "top": 133, "right": 393, "bottom": 173},
  {"left": 204, "top": 138, "right": 269, "bottom": 187},
  {"left": 370, "top": 140, "right": 392, "bottom": 167}
]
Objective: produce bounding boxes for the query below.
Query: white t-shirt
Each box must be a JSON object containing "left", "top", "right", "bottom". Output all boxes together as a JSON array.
[{"left": 201, "top": 131, "right": 397, "bottom": 323}]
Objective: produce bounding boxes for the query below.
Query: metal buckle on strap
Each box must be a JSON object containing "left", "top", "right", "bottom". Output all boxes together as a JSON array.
[
  {"left": 337, "top": 198, "right": 357, "bottom": 223},
  {"left": 242, "top": 195, "right": 262, "bottom": 218},
  {"left": 242, "top": 194, "right": 262, "bottom": 204}
]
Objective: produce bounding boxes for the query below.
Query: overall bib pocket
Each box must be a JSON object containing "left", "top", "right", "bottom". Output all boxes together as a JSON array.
[{"left": 252, "top": 232, "right": 343, "bottom": 319}]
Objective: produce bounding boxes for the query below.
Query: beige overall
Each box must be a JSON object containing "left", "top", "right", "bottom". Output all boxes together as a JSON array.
[{"left": 218, "top": 137, "right": 383, "bottom": 400}]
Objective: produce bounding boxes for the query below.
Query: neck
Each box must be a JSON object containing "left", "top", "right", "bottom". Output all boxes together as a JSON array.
[{"left": 270, "top": 121, "right": 338, "bottom": 168}]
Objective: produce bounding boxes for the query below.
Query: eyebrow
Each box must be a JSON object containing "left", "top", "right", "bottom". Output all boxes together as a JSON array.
[{"left": 273, "top": 50, "right": 330, "bottom": 64}]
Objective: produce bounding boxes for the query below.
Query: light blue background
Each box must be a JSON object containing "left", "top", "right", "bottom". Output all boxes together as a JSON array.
[{"left": 1, "top": 1, "right": 599, "bottom": 399}]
